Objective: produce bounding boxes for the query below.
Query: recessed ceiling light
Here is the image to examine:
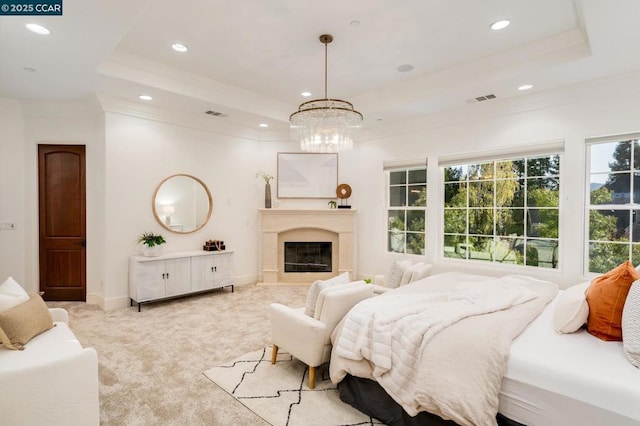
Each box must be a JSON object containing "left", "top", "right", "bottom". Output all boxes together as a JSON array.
[
  {"left": 397, "top": 64, "right": 414, "bottom": 73},
  {"left": 26, "top": 23, "right": 50, "bottom": 35},
  {"left": 259, "top": 123, "right": 269, "bottom": 128},
  {"left": 490, "top": 19, "right": 510, "bottom": 31},
  {"left": 518, "top": 84, "right": 533, "bottom": 91},
  {"left": 138, "top": 95, "right": 153, "bottom": 101},
  {"left": 171, "top": 43, "right": 188, "bottom": 52},
  {"left": 301, "top": 91, "right": 312, "bottom": 97}
]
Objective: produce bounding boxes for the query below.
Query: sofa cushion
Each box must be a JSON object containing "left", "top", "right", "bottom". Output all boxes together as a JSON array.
[
  {"left": 0, "top": 276, "right": 29, "bottom": 312},
  {"left": 553, "top": 281, "right": 590, "bottom": 334},
  {"left": 304, "top": 272, "right": 351, "bottom": 317},
  {"left": 387, "top": 259, "right": 412, "bottom": 288},
  {"left": 0, "top": 294, "right": 54, "bottom": 350},
  {"left": 403, "top": 262, "right": 433, "bottom": 285},
  {"left": 586, "top": 260, "right": 640, "bottom": 341},
  {"left": 400, "top": 261, "right": 423, "bottom": 286}
]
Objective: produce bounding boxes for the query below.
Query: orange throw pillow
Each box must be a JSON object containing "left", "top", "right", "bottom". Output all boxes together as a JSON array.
[{"left": 586, "top": 260, "right": 640, "bottom": 341}]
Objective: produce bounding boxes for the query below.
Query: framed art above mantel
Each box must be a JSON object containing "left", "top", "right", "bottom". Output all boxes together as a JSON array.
[{"left": 277, "top": 152, "right": 338, "bottom": 198}]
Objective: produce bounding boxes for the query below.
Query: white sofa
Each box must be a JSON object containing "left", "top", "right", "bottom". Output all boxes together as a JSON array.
[{"left": 0, "top": 307, "right": 100, "bottom": 426}]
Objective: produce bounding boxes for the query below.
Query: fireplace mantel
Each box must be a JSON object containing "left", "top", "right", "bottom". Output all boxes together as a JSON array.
[{"left": 259, "top": 209, "right": 356, "bottom": 284}]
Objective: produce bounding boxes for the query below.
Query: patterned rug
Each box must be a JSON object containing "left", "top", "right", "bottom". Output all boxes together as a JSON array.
[{"left": 203, "top": 347, "right": 384, "bottom": 426}]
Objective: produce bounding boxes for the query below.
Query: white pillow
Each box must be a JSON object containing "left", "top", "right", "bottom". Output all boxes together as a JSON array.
[
  {"left": 0, "top": 276, "right": 30, "bottom": 311},
  {"left": 622, "top": 280, "right": 640, "bottom": 368},
  {"left": 387, "top": 260, "right": 412, "bottom": 288},
  {"left": 304, "top": 272, "right": 351, "bottom": 317},
  {"left": 400, "top": 261, "right": 422, "bottom": 286},
  {"left": 553, "top": 281, "right": 590, "bottom": 334},
  {"left": 408, "top": 263, "right": 432, "bottom": 283}
]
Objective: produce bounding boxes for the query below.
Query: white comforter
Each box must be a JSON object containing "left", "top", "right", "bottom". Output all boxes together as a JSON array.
[{"left": 330, "top": 272, "right": 558, "bottom": 426}]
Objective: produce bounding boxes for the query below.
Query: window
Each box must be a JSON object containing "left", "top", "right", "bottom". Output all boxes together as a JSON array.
[
  {"left": 586, "top": 136, "right": 640, "bottom": 273},
  {"left": 443, "top": 154, "right": 560, "bottom": 268},
  {"left": 387, "top": 167, "right": 426, "bottom": 254}
]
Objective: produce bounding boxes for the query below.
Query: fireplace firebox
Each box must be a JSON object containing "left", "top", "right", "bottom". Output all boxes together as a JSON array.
[{"left": 284, "top": 242, "right": 332, "bottom": 273}]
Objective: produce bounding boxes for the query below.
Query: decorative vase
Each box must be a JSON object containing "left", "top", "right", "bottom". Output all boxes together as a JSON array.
[
  {"left": 265, "top": 182, "right": 272, "bottom": 208},
  {"left": 142, "top": 245, "right": 163, "bottom": 257}
]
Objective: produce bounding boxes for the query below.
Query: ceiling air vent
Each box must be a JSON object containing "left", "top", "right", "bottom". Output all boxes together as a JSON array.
[
  {"left": 205, "top": 110, "right": 227, "bottom": 117},
  {"left": 474, "top": 94, "right": 497, "bottom": 102}
]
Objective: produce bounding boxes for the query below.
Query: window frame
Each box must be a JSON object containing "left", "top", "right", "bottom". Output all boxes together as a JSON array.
[
  {"left": 385, "top": 166, "right": 427, "bottom": 256},
  {"left": 584, "top": 134, "right": 640, "bottom": 274},
  {"left": 441, "top": 153, "right": 562, "bottom": 270}
]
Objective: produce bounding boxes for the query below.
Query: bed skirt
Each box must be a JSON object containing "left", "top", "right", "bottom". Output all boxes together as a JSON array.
[{"left": 338, "top": 374, "right": 524, "bottom": 426}]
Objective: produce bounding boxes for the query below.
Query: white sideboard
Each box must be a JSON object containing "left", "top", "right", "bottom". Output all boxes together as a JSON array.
[{"left": 129, "top": 250, "right": 234, "bottom": 311}]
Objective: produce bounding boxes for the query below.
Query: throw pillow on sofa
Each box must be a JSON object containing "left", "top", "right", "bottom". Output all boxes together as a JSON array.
[
  {"left": 304, "top": 272, "right": 351, "bottom": 317},
  {"left": 0, "top": 294, "right": 54, "bottom": 350},
  {"left": 586, "top": 260, "right": 640, "bottom": 341},
  {"left": 387, "top": 259, "right": 412, "bottom": 288},
  {"left": 0, "top": 276, "right": 29, "bottom": 311}
]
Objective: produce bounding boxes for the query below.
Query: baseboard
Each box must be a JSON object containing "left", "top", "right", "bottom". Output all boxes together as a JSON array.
[
  {"left": 86, "top": 293, "right": 103, "bottom": 309},
  {"left": 103, "top": 296, "right": 131, "bottom": 311}
]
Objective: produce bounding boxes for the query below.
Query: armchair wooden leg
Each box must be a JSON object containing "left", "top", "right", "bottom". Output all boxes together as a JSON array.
[
  {"left": 271, "top": 345, "right": 278, "bottom": 364},
  {"left": 308, "top": 366, "right": 316, "bottom": 389}
]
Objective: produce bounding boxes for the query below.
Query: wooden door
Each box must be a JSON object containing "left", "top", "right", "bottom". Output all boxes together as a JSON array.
[{"left": 38, "top": 145, "right": 86, "bottom": 301}]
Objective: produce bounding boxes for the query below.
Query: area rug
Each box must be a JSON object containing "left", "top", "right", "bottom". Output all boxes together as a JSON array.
[{"left": 203, "top": 347, "right": 384, "bottom": 426}]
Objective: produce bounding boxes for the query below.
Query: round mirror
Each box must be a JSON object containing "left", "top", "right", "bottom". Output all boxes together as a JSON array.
[{"left": 152, "top": 174, "right": 213, "bottom": 234}]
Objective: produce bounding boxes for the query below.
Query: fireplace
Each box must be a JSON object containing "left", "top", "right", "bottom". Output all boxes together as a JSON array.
[
  {"left": 259, "top": 209, "right": 356, "bottom": 284},
  {"left": 285, "top": 242, "right": 332, "bottom": 273}
]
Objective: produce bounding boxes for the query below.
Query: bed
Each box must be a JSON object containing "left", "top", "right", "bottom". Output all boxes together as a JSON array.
[{"left": 329, "top": 272, "right": 640, "bottom": 426}]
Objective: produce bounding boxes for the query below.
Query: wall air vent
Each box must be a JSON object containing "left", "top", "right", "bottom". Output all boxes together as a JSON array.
[{"left": 205, "top": 110, "right": 228, "bottom": 117}]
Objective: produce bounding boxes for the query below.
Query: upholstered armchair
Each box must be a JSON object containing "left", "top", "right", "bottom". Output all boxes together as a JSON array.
[{"left": 269, "top": 281, "right": 374, "bottom": 389}]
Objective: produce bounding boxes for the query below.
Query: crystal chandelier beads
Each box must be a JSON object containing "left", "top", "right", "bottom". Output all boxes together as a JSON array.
[{"left": 289, "top": 35, "right": 363, "bottom": 153}]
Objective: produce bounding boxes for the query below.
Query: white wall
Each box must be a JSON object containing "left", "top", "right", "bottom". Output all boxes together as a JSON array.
[
  {"left": 0, "top": 99, "right": 26, "bottom": 284},
  {"left": 352, "top": 71, "right": 640, "bottom": 288},
  {"left": 3, "top": 70, "right": 640, "bottom": 305},
  {"left": 102, "top": 112, "right": 303, "bottom": 308},
  {"left": 19, "top": 99, "right": 105, "bottom": 299}
]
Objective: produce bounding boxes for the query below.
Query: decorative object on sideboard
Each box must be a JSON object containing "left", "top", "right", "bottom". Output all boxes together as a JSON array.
[
  {"left": 336, "top": 183, "right": 352, "bottom": 209},
  {"left": 136, "top": 232, "right": 166, "bottom": 257},
  {"left": 203, "top": 239, "right": 226, "bottom": 251},
  {"left": 328, "top": 200, "right": 337, "bottom": 209},
  {"left": 256, "top": 171, "right": 273, "bottom": 208},
  {"left": 289, "top": 34, "right": 363, "bottom": 153}
]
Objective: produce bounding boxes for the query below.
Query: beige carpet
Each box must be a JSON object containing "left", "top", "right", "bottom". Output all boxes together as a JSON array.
[
  {"left": 204, "top": 347, "right": 383, "bottom": 426},
  {"left": 48, "top": 284, "right": 328, "bottom": 425}
]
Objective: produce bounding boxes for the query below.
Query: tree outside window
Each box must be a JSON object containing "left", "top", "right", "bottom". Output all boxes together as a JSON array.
[
  {"left": 387, "top": 168, "right": 426, "bottom": 255},
  {"left": 443, "top": 155, "right": 560, "bottom": 268},
  {"left": 587, "top": 138, "right": 640, "bottom": 273}
]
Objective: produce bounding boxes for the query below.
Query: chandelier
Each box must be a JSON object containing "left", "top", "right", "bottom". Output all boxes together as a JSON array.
[{"left": 289, "top": 34, "right": 363, "bottom": 153}]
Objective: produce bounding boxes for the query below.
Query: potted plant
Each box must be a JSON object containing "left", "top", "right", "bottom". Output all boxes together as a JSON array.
[{"left": 136, "top": 232, "right": 166, "bottom": 257}]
